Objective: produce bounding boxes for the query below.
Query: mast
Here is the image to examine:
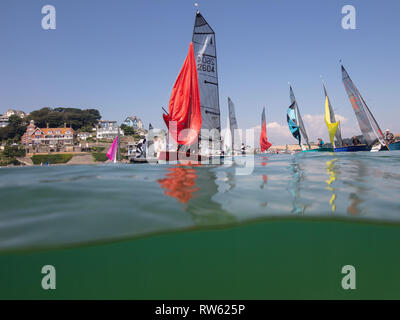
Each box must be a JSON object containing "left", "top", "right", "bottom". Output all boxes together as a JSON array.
[
  {"left": 192, "top": 11, "right": 221, "bottom": 149},
  {"left": 290, "top": 86, "right": 310, "bottom": 149},
  {"left": 117, "top": 127, "right": 121, "bottom": 162}
]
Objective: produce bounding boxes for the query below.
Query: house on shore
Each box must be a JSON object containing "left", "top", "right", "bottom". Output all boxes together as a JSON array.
[
  {"left": 21, "top": 120, "right": 75, "bottom": 146},
  {"left": 96, "top": 120, "right": 123, "bottom": 139}
]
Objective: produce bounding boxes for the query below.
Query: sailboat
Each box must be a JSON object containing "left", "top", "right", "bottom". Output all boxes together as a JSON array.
[
  {"left": 193, "top": 11, "right": 222, "bottom": 156},
  {"left": 223, "top": 97, "right": 241, "bottom": 155},
  {"left": 288, "top": 86, "right": 311, "bottom": 151},
  {"left": 223, "top": 112, "right": 232, "bottom": 155},
  {"left": 324, "top": 84, "right": 343, "bottom": 147},
  {"left": 260, "top": 107, "right": 272, "bottom": 152},
  {"left": 159, "top": 11, "right": 223, "bottom": 163},
  {"left": 106, "top": 128, "right": 121, "bottom": 163},
  {"left": 338, "top": 65, "right": 388, "bottom": 152}
]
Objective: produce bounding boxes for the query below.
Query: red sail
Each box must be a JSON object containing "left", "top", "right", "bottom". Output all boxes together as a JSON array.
[
  {"left": 260, "top": 108, "right": 272, "bottom": 152},
  {"left": 163, "top": 42, "right": 202, "bottom": 146}
]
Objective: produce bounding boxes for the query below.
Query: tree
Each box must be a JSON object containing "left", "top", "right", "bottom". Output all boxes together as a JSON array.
[
  {"left": 0, "top": 115, "right": 27, "bottom": 143},
  {"left": 28, "top": 107, "right": 101, "bottom": 130},
  {"left": 120, "top": 124, "right": 135, "bottom": 136}
]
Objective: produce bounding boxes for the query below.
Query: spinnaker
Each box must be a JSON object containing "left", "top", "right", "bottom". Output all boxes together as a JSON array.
[
  {"left": 162, "top": 42, "right": 202, "bottom": 146},
  {"left": 323, "top": 84, "right": 343, "bottom": 147},
  {"left": 260, "top": 107, "right": 272, "bottom": 152},
  {"left": 324, "top": 95, "right": 339, "bottom": 147},
  {"left": 287, "top": 101, "right": 301, "bottom": 146},
  {"left": 290, "top": 86, "right": 310, "bottom": 149}
]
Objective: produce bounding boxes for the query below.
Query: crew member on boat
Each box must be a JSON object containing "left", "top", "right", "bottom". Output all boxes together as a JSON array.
[
  {"left": 241, "top": 143, "right": 246, "bottom": 154},
  {"left": 317, "top": 138, "right": 324, "bottom": 148},
  {"left": 352, "top": 136, "right": 361, "bottom": 145},
  {"left": 384, "top": 129, "right": 395, "bottom": 144}
]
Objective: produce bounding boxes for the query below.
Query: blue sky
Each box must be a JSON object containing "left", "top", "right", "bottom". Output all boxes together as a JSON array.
[{"left": 1, "top": 0, "right": 399, "bottom": 144}]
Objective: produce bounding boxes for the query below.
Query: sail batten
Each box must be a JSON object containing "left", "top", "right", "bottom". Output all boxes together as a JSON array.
[{"left": 341, "top": 65, "right": 385, "bottom": 146}]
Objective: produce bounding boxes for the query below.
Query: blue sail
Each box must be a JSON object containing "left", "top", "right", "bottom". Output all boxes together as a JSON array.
[{"left": 287, "top": 101, "right": 301, "bottom": 145}]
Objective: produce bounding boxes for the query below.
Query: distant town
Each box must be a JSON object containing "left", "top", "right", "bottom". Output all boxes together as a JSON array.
[{"left": 0, "top": 107, "right": 165, "bottom": 166}]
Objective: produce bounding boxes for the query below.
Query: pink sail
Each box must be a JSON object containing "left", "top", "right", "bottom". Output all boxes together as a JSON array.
[{"left": 106, "top": 136, "right": 118, "bottom": 162}]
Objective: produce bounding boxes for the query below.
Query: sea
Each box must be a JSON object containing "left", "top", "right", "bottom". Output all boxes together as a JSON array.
[{"left": 1, "top": 151, "right": 400, "bottom": 299}]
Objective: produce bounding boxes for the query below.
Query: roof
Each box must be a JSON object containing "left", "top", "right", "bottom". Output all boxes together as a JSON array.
[{"left": 41, "top": 128, "right": 75, "bottom": 134}]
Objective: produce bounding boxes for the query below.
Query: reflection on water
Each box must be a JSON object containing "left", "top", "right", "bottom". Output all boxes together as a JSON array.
[
  {"left": 157, "top": 165, "right": 199, "bottom": 204},
  {"left": 260, "top": 157, "right": 268, "bottom": 190},
  {"left": 288, "top": 158, "right": 306, "bottom": 215},
  {"left": 345, "top": 160, "right": 368, "bottom": 216},
  {"left": 325, "top": 158, "right": 338, "bottom": 213},
  {"left": 158, "top": 164, "right": 236, "bottom": 226}
]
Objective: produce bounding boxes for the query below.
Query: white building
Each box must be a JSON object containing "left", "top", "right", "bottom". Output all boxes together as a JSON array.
[
  {"left": 77, "top": 132, "right": 93, "bottom": 141},
  {"left": 96, "top": 120, "right": 123, "bottom": 139},
  {"left": 0, "top": 116, "right": 8, "bottom": 128}
]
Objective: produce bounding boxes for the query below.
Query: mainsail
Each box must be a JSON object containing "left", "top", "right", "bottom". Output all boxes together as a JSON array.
[
  {"left": 260, "top": 107, "right": 272, "bottom": 152},
  {"left": 287, "top": 101, "right": 301, "bottom": 145},
  {"left": 227, "top": 97, "right": 241, "bottom": 151},
  {"left": 323, "top": 84, "right": 343, "bottom": 146},
  {"left": 223, "top": 114, "right": 232, "bottom": 155},
  {"left": 192, "top": 11, "right": 221, "bottom": 142},
  {"left": 290, "top": 86, "right": 310, "bottom": 148},
  {"left": 163, "top": 42, "right": 202, "bottom": 146},
  {"left": 341, "top": 65, "right": 385, "bottom": 146}
]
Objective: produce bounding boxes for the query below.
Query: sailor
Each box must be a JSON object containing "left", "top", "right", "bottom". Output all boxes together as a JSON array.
[
  {"left": 136, "top": 139, "right": 145, "bottom": 158},
  {"left": 384, "top": 129, "right": 395, "bottom": 144},
  {"left": 317, "top": 138, "right": 324, "bottom": 148},
  {"left": 241, "top": 143, "right": 246, "bottom": 155},
  {"left": 352, "top": 136, "right": 361, "bottom": 146}
]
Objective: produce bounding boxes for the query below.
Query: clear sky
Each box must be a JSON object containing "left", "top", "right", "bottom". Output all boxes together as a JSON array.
[{"left": 1, "top": 0, "right": 399, "bottom": 144}]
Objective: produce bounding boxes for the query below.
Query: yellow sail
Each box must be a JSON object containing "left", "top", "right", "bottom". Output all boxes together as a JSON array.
[{"left": 324, "top": 96, "right": 339, "bottom": 147}]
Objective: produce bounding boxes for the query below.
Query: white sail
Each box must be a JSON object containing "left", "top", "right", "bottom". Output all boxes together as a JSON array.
[{"left": 223, "top": 114, "right": 232, "bottom": 155}]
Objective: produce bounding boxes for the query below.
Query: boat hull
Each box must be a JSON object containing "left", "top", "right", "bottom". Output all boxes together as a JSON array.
[
  {"left": 158, "top": 151, "right": 225, "bottom": 165},
  {"left": 334, "top": 145, "right": 370, "bottom": 152},
  {"left": 302, "top": 147, "right": 333, "bottom": 153},
  {"left": 388, "top": 141, "right": 400, "bottom": 151}
]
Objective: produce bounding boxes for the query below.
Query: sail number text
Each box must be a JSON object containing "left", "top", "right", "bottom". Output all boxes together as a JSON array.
[{"left": 197, "top": 56, "right": 215, "bottom": 73}]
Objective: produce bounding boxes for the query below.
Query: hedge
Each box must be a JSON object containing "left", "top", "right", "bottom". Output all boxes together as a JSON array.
[
  {"left": 31, "top": 154, "right": 73, "bottom": 165},
  {"left": 92, "top": 152, "right": 108, "bottom": 162}
]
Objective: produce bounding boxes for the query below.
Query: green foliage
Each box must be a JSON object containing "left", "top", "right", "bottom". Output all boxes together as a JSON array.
[
  {"left": 31, "top": 154, "right": 73, "bottom": 165},
  {"left": 91, "top": 146, "right": 105, "bottom": 152},
  {"left": 0, "top": 158, "right": 21, "bottom": 166},
  {"left": 2, "top": 146, "right": 26, "bottom": 158},
  {"left": 78, "top": 126, "right": 95, "bottom": 133},
  {"left": 92, "top": 152, "right": 108, "bottom": 162},
  {"left": 0, "top": 116, "right": 27, "bottom": 143},
  {"left": 28, "top": 108, "right": 101, "bottom": 131},
  {"left": 120, "top": 124, "right": 136, "bottom": 136}
]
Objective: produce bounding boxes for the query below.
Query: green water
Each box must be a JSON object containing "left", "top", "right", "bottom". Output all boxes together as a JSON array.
[{"left": 1, "top": 152, "right": 400, "bottom": 299}]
